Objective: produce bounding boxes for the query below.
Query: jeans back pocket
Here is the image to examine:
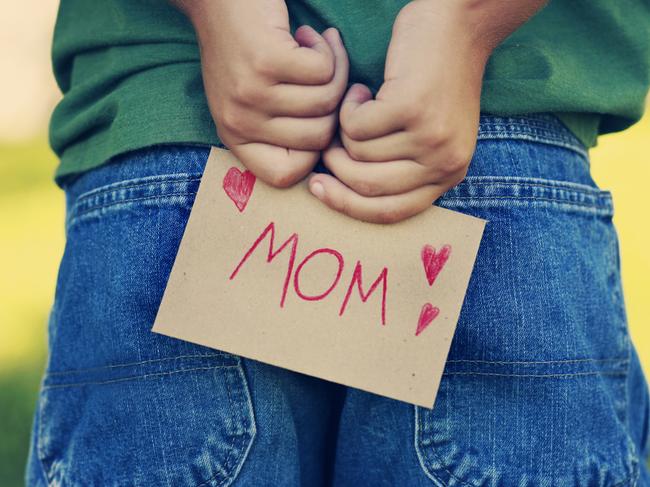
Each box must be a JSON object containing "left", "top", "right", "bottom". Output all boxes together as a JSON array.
[
  {"left": 34, "top": 158, "right": 256, "bottom": 486},
  {"left": 38, "top": 354, "right": 256, "bottom": 486},
  {"left": 415, "top": 174, "right": 639, "bottom": 486}
]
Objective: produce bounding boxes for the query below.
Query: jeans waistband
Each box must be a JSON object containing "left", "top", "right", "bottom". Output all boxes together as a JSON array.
[
  {"left": 62, "top": 113, "right": 594, "bottom": 204},
  {"left": 475, "top": 113, "right": 587, "bottom": 158}
]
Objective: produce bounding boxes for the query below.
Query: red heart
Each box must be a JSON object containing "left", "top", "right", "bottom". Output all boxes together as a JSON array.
[
  {"left": 416, "top": 303, "right": 440, "bottom": 336},
  {"left": 223, "top": 167, "right": 256, "bottom": 212},
  {"left": 421, "top": 244, "right": 451, "bottom": 286}
]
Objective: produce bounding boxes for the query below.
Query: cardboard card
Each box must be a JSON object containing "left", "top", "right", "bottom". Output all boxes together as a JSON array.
[{"left": 153, "top": 147, "right": 486, "bottom": 408}]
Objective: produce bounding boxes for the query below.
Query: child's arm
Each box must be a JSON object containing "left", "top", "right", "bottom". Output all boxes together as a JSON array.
[
  {"left": 171, "top": 0, "right": 349, "bottom": 187},
  {"left": 308, "top": 0, "right": 548, "bottom": 223}
]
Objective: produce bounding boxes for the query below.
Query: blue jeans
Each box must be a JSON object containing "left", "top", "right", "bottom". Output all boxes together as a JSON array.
[{"left": 27, "top": 114, "right": 650, "bottom": 486}]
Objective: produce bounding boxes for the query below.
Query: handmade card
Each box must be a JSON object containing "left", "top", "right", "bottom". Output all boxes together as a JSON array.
[{"left": 153, "top": 147, "right": 485, "bottom": 408}]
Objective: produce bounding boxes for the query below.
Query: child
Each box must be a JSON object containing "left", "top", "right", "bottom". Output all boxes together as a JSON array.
[{"left": 28, "top": 0, "right": 650, "bottom": 485}]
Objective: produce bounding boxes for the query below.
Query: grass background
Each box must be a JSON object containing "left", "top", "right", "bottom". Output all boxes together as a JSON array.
[{"left": 0, "top": 114, "right": 648, "bottom": 484}]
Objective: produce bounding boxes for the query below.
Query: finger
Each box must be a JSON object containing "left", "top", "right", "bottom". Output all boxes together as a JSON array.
[
  {"left": 339, "top": 127, "right": 416, "bottom": 162},
  {"left": 308, "top": 173, "right": 443, "bottom": 224},
  {"left": 339, "top": 83, "right": 408, "bottom": 141},
  {"left": 229, "top": 141, "right": 319, "bottom": 188},
  {"left": 263, "top": 28, "right": 349, "bottom": 117},
  {"left": 269, "top": 25, "right": 335, "bottom": 85},
  {"left": 322, "top": 142, "right": 429, "bottom": 196},
  {"left": 220, "top": 103, "right": 337, "bottom": 151},
  {"left": 258, "top": 113, "right": 337, "bottom": 150}
]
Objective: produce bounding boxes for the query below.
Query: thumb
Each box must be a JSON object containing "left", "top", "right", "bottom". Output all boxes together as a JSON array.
[
  {"left": 289, "top": 24, "right": 335, "bottom": 84},
  {"left": 339, "top": 83, "right": 373, "bottom": 126}
]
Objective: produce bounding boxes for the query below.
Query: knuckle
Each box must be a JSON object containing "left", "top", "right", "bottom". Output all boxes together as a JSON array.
[
  {"left": 315, "top": 94, "right": 340, "bottom": 115},
  {"left": 444, "top": 142, "right": 475, "bottom": 174},
  {"left": 351, "top": 178, "right": 380, "bottom": 197},
  {"left": 418, "top": 123, "right": 452, "bottom": 150},
  {"left": 339, "top": 198, "right": 354, "bottom": 217},
  {"left": 345, "top": 142, "right": 365, "bottom": 161},
  {"left": 218, "top": 105, "right": 244, "bottom": 133},
  {"left": 399, "top": 98, "right": 425, "bottom": 125},
  {"left": 267, "top": 168, "right": 301, "bottom": 188},
  {"left": 250, "top": 51, "right": 275, "bottom": 77},
  {"left": 376, "top": 205, "right": 405, "bottom": 224},
  {"left": 340, "top": 117, "right": 365, "bottom": 141},
  {"left": 231, "top": 78, "right": 256, "bottom": 103},
  {"left": 313, "top": 58, "right": 335, "bottom": 84},
  {"left": 307, "top": 125, "right": 335, "bottom": 150}
]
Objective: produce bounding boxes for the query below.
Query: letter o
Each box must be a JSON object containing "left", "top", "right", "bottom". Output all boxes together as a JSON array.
[{"left": 293, "top": 248, "right": 344, "bottom": 301}]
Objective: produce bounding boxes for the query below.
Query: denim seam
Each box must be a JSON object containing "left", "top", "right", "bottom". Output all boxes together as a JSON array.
[
  {"left": 221, "top": 363, "right": 257, "bottom": 487},
  {"left": 442, "top": 371, "right": 627, "bottom": 378},
  {"left": 199, "top": 367, "right": 239, "bottom": 487},
  {"left": 476, "top": 132, "right": 588, "bottom": 159},
  {"left": 477, "top": 125, "right": 582, "bottom": 142},
  {"left": 457, "top": 179, "right": 609, "bottom": 195},
  {"left": 41, "top": 365, "right": 238, "bottom": 390},
  {"left": 67, "top": 191, "right": 197, "bottom": 228},
  {"left": 415, "top": 405, "right": 472, "bottom": 487},
  {"left": 440, "top": 196, "right": 612, "bottom": 215},
  {"left": 197, "top": 362, "right": 256, "bottom": 487},
  {"left": 622, "top": 320, "right": 640, "bottom": 483},
  {"left": 35, "top": 390, "right": 50, "bottom": 487},
  {"left": 414, "top": 404, "right": 638, "bottom": 487},
  {"left": 72, "top": 174, "right": 202, "bottom": 205},
  {"left": 67, "top": 190, "right": 612, "bottom": 226},
  {"left": 445, "top": 195, "right": 610, "bottom": 207},
  {"left": 446, "top": 358, "right": 627, "bottom": 365},
  {"left": 36, "top": 390, "right": 50, "bottom": 487},
  {"left": 45, "top": 353, "right": 229, "bottom": 376}
]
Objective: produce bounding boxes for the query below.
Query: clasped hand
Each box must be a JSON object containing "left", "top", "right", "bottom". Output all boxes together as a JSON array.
[{"left": 181, "top": 0, "right": 545, "bottom": 223}]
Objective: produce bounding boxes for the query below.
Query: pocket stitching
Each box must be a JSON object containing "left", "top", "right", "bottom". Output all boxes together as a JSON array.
[
  {"left": 42, "top": 365, "right": 239, "bottom": 390},
  {"left": 414, "top": 405, "right": 638, "bottom": 487},
  {"left": 67, "top": 191, "right": 197, "bottom": 229},
  {"left": 73, "top": 174, "right": 201, "bottom": 205},
  {"left": 196, "top": 366, "right": 257, "bottom": 487},
  {"left": 414, "top": 405, "right": 473, "bottom": 487},
  {"left": 46, "top": 353, "right": 229, "bottom": 376},
  {"left": 460, "top": 177, "right": 607, "bottom": 195},
  {"left": 37, "top": 362, "right": 256, "bottom": 487}
]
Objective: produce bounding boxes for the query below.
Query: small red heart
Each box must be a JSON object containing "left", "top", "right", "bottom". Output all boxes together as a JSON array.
[
  {"left": 421, "top": 244, "right": 451, "bottom": 286},
  {"left": 223, "top": 167, "right": 256, "bottom": 212},
  {"left": 416, "top": 303, "right": 439, "bottom": 336}
]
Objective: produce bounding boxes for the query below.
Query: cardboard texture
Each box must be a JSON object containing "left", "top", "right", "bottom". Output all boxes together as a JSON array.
[{"left": 153, "top": 147, "right": 486, "bottom": 408}]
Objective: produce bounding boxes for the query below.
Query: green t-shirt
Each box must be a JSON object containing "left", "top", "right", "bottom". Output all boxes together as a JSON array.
[{"left": 50, "top": 0, "right": 650, "bottom": 182}]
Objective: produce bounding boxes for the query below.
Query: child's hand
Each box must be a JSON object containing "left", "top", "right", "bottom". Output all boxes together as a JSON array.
[
  {"left": 308, "top": 0, "right": 546, "bottom": 223},
  {"left": 179, "top": 0, "right": 349, "bottom": 187}
]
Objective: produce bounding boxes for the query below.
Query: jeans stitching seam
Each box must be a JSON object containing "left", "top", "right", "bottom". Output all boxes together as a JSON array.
[
  {"left": 414, "top": 406, "right": 449, "bottom": 487},
  {"left": 456, "top": 180, "right": 609, "bottom": 195},
  {"left": 67, "top": 191, "right": 197, "bottom": 227},
  {"left": 443, "top": 371, "right": 627, "bottom": 378},
  {"left": 446, "top": 358, "right": 628, "bottom": 365},
  {"left": 440, "top": 195, "right": 612, "bottom": 213},
  {"left": 45, "top": 353, "right": 229, "bottom": 376},
  {"left": 415, "top": 406, "right": 474, "bottom": 487},
  {"left": 200, "top": 368, "right": 238, "bottom": 487},
  {"left": 42, "top": 366, "right": 237, "bottom": 389},
  {"left": 444, "top": 195, "right": 610, "bottom": 206},
  {"left": 71, "top": 175, "right": 202, "bottom": 206},
  {"left": 196, "top": 362, "right": 256, "bottom": 487},
  {"left": 475, "top": 133, "right": 587, "bottom": 158},
  {"left": 477, "top": 129, "right": 580, "bottom": 142},
  {"left": 415, "top": 400, "right": 636, "bottom": 487},
  {"left": 36, "top": 388, "right": 51, "bottom": 487}
]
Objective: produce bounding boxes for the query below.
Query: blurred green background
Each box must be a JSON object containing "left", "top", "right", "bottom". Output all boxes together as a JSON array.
[{"left": 0, "top": 3, "right": 649, "bottom": 486}]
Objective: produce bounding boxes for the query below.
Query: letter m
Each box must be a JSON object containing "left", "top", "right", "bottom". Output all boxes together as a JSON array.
[
  {"left": 229, "top": 222, "right": 298, "bottom": 307},
  {"left": 339, "top": 261, "right": 388, "bottom": 325}
]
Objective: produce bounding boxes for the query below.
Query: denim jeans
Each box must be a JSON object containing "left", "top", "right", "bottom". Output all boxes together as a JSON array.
[{"left": 27, "top": 114, "right": 650, "bottom": 486}]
